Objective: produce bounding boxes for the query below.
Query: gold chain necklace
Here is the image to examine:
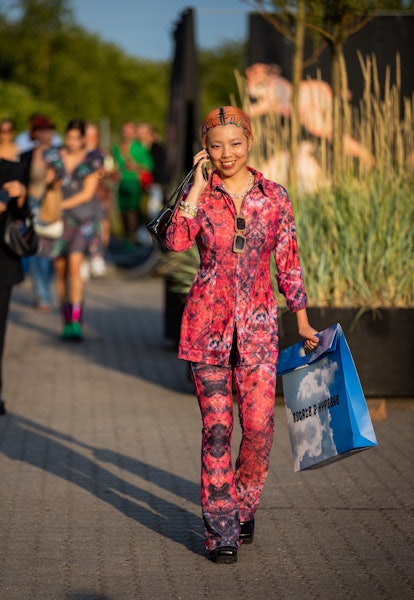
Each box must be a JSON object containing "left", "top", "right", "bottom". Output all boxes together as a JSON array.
[{"left": 222, "top": 173, "right": 253, "bottom": 200}]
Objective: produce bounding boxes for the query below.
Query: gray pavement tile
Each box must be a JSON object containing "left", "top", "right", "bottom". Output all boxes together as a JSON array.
[{"left": 0, "top": 274, "right": 413, "bottom": 600}]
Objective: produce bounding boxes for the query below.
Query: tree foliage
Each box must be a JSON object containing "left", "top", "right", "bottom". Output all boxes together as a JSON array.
[
  {"left": 0, "top": 0, "right": 246, "bottom": 139},
  {"left": 0, "top": 0, "right": 170, "bottom": 135},
  {"left": 199, "top": 42, "right": 246, "bottom": 116}
]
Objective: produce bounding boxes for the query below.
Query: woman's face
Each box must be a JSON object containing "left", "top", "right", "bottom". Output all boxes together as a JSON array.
[
  {"left": 0, "top": 120, "right": 15, "bottom": 141},
  {"left": 205, "top": 124, "right": 252, "bottom": 179},
  {"left": 34, "top": 128, "right": 54, "bottom": 146},
  {"left": 85, "top": 124, "right": 99, "bottom": 150},
  {"left": 65, "top": 128, "right": 84, "bottom": 152},
  {"left": 121, "top": 121, "right": 136, "bottom": 141}
]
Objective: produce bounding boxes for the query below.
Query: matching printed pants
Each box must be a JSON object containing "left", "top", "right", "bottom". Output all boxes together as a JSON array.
[{"left": 190, "top": 361, "right": 276, "bottom": 551}]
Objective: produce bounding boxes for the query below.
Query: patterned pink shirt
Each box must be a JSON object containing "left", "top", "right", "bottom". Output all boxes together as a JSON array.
[{"left": 166, "top": 168, "right": 308, "bottom": 366}]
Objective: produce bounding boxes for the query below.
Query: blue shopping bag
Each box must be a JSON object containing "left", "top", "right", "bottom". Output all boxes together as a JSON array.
[{"left": 277, "top": 323, "right": 378, "bottom": 471}]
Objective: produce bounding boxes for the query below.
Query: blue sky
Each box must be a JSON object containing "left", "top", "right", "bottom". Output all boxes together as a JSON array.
[{"left": 71, "top": 0, "right": 250, "bottom": 61}]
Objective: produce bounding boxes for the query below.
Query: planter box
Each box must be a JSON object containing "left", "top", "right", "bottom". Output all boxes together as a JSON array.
[{"left": 277, "top": 308, "right": 414, "bottom": 398}]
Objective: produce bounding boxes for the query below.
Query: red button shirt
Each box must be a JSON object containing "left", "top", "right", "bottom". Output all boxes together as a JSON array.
[{"left": 166, "top": 168, "right": 308, "bottom": 366}]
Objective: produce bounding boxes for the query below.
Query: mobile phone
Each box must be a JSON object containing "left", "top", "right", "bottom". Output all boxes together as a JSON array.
[
  {"left": 0, "top": 188, "right": 10, "bottom": 204},
  {"left": 202, "top": 158, "right": 212, "bottom": 181}
]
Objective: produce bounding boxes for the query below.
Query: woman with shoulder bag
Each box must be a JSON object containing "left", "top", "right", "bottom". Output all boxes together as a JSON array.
[
  {"left": 43, "top": 119, "right": 103, "bottom": 341},
  {"left": 0, "top": 158, "right": 28, "bottom": 415},
  {"left": 166, "top": 107, "right": 319, "bottom": 563}
]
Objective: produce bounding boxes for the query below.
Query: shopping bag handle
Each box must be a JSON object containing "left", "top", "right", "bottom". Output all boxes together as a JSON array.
[{"left": 278, "top": 324, "right": 341, "bottom": 375}]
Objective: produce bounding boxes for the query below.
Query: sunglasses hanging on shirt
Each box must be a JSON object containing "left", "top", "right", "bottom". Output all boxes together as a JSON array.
[{"left": 233, "top": 215, "right": 246, "bottom": 254}]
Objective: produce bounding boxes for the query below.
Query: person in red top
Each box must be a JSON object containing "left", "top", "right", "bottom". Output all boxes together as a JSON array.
[{"left": 166, "top": 106, "right": 319, "bottom": 563}]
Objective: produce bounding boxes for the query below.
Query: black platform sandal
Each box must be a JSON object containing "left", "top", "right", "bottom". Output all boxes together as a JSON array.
[
  {"left": 239, "top": 519, "right": 255, "bottom": 544},
  {"left": 209, "top": 545, "right": 238, "bottom": 564}
]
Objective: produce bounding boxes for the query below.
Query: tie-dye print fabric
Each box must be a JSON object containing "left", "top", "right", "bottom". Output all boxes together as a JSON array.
[
  {"left": 191, "top": 361, "right": 276, "bottom": 551},
  {"left": 166, "top": 168, "right": 308, "bottom": 366}
]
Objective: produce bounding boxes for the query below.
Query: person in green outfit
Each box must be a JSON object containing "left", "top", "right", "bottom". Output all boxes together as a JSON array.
[{"left": 112, "top": 120, "right": 153, "bottom": 242}]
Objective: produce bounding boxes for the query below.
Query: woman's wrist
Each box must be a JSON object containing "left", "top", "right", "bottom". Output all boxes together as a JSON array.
[
  {"left": 295, "top": 308, "right": 311, "bottom": 336},
  {"left": 179, "top": 200, "right": 198, "bottom": 217},
  {"left": 186, "top": 183, "right": 204, "bottom": 206}
]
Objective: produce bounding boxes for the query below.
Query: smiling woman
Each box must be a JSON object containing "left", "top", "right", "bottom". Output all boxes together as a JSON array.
[{"left": 164, "top": 105, "right": 319, "bottom": 563}]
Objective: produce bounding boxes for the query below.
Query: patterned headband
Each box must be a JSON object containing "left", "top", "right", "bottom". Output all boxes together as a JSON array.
[{"left": 201, "top": 106, "right": 252, "bottom": 140}]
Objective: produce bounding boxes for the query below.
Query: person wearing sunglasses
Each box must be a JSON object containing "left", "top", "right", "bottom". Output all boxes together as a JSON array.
[
  {"left": 166, "top": 106, "right": 319, "bottom": 564},
  {"left": 0, "top": 118, "right": 19, "bottom": 162}
]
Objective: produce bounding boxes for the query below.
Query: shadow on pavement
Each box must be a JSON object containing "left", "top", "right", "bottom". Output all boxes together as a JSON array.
[
  {"left": 9, "top": 284, "right": 194, "bottom": 395},
  {"left": 66, "top": 594, "right": 115, "bottom": 600},
  {"left": 0, "top": 414, "right": 204, "bottom": 556}
]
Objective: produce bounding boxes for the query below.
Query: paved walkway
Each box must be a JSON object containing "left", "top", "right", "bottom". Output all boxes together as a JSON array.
[{"left": 1, "top": 271, "right": 413, "bottom": 600}]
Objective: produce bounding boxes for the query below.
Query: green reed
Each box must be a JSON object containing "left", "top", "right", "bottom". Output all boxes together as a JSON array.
[
  {"left": 159, "top": 55, "right": 413, "bottom": 308},
  {"left": 243, "top": 53, "right": 414, "bottom": 308}
]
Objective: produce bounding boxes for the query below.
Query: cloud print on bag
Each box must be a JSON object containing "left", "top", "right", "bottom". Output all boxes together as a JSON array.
[
  {"left": 297, "top": 356, "right": 338, "bottom": 403},
  {"left": 286, "top": 357, "right": 339, "bottom": 470}
]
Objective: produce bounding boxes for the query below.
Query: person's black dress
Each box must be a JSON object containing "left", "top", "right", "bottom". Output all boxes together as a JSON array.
[{"left": 0, "top": 158, "right": 27, "bottom": 414}]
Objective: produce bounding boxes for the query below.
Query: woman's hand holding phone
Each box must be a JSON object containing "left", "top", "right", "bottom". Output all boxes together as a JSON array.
[
  {"left": 202, "top": 157, "right": 212, "bottom": 181},
  {"left": 192, "top": 149, "right": 210, "bottom": 189},
  {"left": 0, "top": 188, "right": 10, "bottom": 204}
]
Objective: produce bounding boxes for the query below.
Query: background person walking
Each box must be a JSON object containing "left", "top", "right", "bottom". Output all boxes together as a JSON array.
[
  {"left": 112, "top": 120, "right": 153, "bottom": 244},
  {"left": 0, "top": 159, "right": 28, "bottom": 415},
  {"left": 44, "top": 119, "right": 103, "bottom": 340}
]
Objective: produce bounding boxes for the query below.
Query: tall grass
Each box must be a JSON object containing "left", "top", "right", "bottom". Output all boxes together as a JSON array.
[
  {"left": 160, "top": 55, "right": 413, "bottom": 308},
  {"left": 241, "top": 53, "right": 414, "bottom": 307},
  {"left": 294, "top": 175, "right": 413, "bottom": 307}
]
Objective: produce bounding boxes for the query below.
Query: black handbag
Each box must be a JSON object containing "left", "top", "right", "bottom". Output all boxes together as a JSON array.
[
  {"left": 1, "top": 210, "right": 39, "bottom": 257},
  {"left": 146, "top": 163, "right": 198, "bottom": 251}
]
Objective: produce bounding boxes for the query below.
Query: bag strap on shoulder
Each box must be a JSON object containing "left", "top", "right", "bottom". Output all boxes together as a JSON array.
[{"left": 165, "top": 162, "right": 199, "bottom": 212}]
